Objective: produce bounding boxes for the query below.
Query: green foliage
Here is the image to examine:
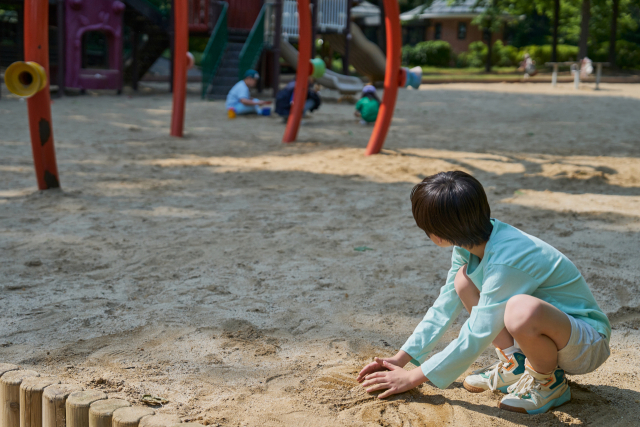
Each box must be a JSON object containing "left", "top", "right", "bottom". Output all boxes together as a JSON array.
[
  {"left": 455, "top": 41, "right": 581, "bottom": 68},
  {"left": 588, "top": 40, "right": 640, "bottom": 69},
  {"left": 402, "top": 41, "right": 453, "bottom": 67},
  {"left": 519, "top": 44, "right": 579, "bottom": 64}
]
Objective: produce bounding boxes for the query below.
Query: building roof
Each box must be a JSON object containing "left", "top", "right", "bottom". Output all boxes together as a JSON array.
[
  {"left": 400, "top": 0, "right": 490, "bottom": 22},
  {"left": 352, "top": 1, "right": 381, "bottom": 26}
]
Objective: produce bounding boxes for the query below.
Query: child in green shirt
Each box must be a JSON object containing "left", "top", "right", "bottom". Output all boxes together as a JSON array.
[
  {"left": 355, "top": 85, "right": 380, "bottom": 124},
  {"left": 357, "top": 171, "right": 610, "bottom": 414}
]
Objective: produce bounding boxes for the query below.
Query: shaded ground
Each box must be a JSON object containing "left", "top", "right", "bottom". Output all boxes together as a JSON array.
[{"left": 1, "top": 82, "right": 639, "bottom": 426}]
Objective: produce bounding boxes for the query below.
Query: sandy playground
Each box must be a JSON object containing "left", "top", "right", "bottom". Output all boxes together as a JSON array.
[{"left": 1, "top": 81, "right": 640, "bottom": 426}]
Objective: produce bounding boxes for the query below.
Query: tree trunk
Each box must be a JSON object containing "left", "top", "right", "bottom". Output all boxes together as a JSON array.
[
  {"left": 552, "top": 0, "right": 559, "bottom": 62},
  {"left": 485, "top": 30, "right": 492, "bottom": 72},
  {"left": 578, "top": 0, "right": 591, "bottom": 59},
  {"left": 609, "top": 0, "right": 619, "bottom": 66}
]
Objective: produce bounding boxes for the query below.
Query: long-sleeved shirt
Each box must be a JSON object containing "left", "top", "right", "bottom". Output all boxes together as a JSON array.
[{"left": 400, "top": 219, "right": 611, "bottom": 390}]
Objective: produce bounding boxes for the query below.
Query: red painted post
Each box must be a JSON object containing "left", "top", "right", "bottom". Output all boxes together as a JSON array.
[
  {"left": 364, "top": 0, "right": 401, "bottom": 156},
  {"left": 171, "top": 0, "right": 189, "bottom": 137},
  {"left": 24, "top": 0, "right": 60, "bottom": 189},
  {"left": 282, "top": 0, "right": 311, "bottom": 143}
]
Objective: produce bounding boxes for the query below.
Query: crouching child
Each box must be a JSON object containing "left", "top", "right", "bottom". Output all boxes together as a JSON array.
[{"left": 356, "top": 171, "right": 610, "bottom": 414}]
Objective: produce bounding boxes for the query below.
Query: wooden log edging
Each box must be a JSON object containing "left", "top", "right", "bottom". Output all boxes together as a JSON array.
[
  {"left": 0, "top": 363, "right": 205, "bottom": 427},
  {"left": 20, "top": 376, "right": 60, "bottom": 427},
  {"left": 43, "top": 384, "right": 84, "bottom": 427}
]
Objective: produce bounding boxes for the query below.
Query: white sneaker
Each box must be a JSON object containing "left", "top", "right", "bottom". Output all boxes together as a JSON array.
[
  {"left": 499, "top": 363, "right": 571, "bottom": 414},
  {"left": 463, "top": 348, "right": 527, "bottom": 393}
]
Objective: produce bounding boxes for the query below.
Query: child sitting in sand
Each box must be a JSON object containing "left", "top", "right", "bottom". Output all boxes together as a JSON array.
[
  {"left": 354, "top": 85, "right": 380, "bottom": 125},
  {"left": 357, "top": 171, "right": 610, "bottom": 414}
]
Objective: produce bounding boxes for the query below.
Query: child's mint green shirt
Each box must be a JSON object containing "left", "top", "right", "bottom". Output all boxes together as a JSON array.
[{"left": 400, "top": 219, "right": 611, "bottom": 390}]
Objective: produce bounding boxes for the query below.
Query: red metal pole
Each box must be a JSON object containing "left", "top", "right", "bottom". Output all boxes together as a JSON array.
[
  {"left": 282, "top": 0, "right": 311, "bottom": 143},
  {"left": 364, "top": 0, "right": 401, "bottom": 156},
  {"left": 24, "top": 0, "right": 60, "bottom": 189},
  {"left": 171, "top": 0, "right": 188, "bottom": 137}
]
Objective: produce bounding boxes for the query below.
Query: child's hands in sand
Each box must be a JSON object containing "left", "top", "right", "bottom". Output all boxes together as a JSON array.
[
  {"left": 360, "top": 360, "right": 427, "bottom": 399},
  {"left": 356, "top": 356, "right": 398, "bottom": 382}
]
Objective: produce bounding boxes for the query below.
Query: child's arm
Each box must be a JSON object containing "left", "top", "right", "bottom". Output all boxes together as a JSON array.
[
  {"left": 416, "top": 265, "right": 540, "bottom": 389},
  {"left": 356, "top": 248, "right": 468, "bottom": 392}
]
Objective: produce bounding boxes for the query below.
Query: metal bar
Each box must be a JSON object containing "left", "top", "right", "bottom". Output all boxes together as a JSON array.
[
  {"left": 171, "top": 0, "right": 188, "bottom": 137},
  {"left": 365, "top": 0, "right": 401, "bottom": 155},
  {"left": 342, "top": 0, "right": 352, "bottom": 76},
  {"left": 552, "top": 63, "right": 558, "bottom": 87},
  {"left": 282, "top": 0, "right": 311, "bottom": 143},
  {"left": 24, "top": 0, "right": 60, "bottom": 189},
  {"left": 311, "top": 0, "right": 318, "bottom": 56},
  {"left": 272, "top": 0, "right": 282, "bottom": 97},
  {"left": 170, "top": 0, "right": 175, "bottom": 92}
]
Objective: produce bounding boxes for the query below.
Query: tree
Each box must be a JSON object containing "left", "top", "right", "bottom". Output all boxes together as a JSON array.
[
  {"left": 578, "top": 0, "right": 590, "bottom": 58},
  {"left": 552, "top": 0, "right": 560, "bottom": 61},
  {"left": 609, "top": 0, "right": 620, "bottom": 65},
  {"left": 470, "top": 0, "right": 505, "bottom": 72}
]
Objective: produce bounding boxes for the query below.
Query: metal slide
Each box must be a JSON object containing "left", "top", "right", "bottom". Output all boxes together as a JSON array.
[
  {"left": 322, "top": 22, "right": 386, "bottom": 83},
  {"left": 280, "top": 40, "right": 364, "bottom": 94}
]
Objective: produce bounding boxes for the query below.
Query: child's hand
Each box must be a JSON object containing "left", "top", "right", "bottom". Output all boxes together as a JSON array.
[
  {"left": 360, "top": 361, "right": 427, "bottom": 399},
  {"left": 357, "top": 357, "right": 390, "bottom": 382}
]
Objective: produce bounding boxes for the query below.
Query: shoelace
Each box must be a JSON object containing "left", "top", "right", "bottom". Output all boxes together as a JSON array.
[
  {"left": 509, "top": 372, "right": 542, "bottom": 398},
  {"left": 488, "top": 359, "right": 512, "bottom": 391},
  {"left": 474, "top": 358, "right": 511, "bottom": 391}
]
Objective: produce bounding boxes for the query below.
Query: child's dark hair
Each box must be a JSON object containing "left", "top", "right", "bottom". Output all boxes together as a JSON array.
[
  {"left": 410, "top": 171, "right": 492, "bottom": 247},
  {"left": 363, "top": 92, "right": 381, "bottom": 103}
]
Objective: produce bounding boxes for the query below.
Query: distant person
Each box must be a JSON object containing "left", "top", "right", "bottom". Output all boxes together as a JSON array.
[
  {"left": 226, "top": 69, "right": 271, "bottom": 118},
  {"left": 275, "top": 78, "right": 321, "bottom": 123},
  {"left": 518, "top": 53, "right": 537, "bottom": 78},
  {"left": 580, "top": 57, "right": 594, "bottom": 79},
  {"left": 354, "top": 85, "right": 380, "bottom": 125}
]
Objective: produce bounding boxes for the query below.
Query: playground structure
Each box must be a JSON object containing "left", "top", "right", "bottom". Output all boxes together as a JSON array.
[
  {"left": 3, "top": 0, "right": 191, "bottom": 190},
  {"left": 204, "top": 0, "right": 420, "bottom": 153},
  {"left": 0, "top": 0, "right": 213, "bottom": 95},
  {"left": 3, "top": 0, "right": 60, "bottom": 190}
]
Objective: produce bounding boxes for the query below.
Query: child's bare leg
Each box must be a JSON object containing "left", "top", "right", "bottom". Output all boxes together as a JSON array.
[
  {"left": 454, "top": 266, "right": 514, "bottom": 349},
  {"left": 504, "top": 295, "right": 571, "bottom": 373}
]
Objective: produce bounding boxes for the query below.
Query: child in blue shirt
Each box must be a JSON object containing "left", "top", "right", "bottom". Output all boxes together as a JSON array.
[
  {"left": 357, "top": 171, "right": 610, "bottom": 414},
  {"left": 225, "top": 70, "right": 271, "bottom": 116}
]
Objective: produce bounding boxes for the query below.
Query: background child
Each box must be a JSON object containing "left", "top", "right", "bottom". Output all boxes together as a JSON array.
[
  {"left": 357, "top": 171, "right": 610, "bottom": 415},
  {"left": 275, "top": 78, "right": 322, "bottom": 123},
  {"left": 225, "top": 69, "right": 271, "bottom": 117},
  {"left": 354, "top": 85, "right": 380, "bottom": 124}
]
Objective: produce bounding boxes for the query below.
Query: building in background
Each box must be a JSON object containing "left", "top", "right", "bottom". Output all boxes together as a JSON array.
[{"left": 400, "top": 0, "right": 506, "bottom": 52}]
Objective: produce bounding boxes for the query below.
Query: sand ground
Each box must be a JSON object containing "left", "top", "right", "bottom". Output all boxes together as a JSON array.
[{"left": 1, "top": 82, "right": 639, "bottom": 426}]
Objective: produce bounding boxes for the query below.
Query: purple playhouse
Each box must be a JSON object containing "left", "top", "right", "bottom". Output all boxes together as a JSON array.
[{"left": 65, "top": 0, "right": 125, "bottom": 92}]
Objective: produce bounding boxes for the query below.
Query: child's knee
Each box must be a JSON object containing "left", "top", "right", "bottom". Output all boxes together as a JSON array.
[
  {"left": 453, "top": 265, "right": 473, "bottom": 295},
  {"left": 504, "top": 295, "right": 543, "bottom": 334}
]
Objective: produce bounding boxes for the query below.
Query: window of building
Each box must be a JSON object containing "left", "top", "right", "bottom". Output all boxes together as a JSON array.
[
  {"left": 434, "top": 23, "right": 442, "bottom": 40},
  {"left": 457, "top": 22, "right": 467, "bottom": 39},
  {"left": 403, "top": 25, "right": 425, "bottom": 46}
]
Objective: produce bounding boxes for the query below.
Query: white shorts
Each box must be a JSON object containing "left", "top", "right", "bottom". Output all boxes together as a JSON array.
[{"left": 557, "top": 314, "right": 610, "bottom": 375}]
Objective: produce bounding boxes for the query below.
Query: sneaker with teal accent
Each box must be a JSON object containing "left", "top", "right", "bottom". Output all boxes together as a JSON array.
[
  {"left": 463, "top": 348, "right": 527, "bottom": 393},
  {"left": 499, "top": 363, "right": 571, "bottom": 414}
]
